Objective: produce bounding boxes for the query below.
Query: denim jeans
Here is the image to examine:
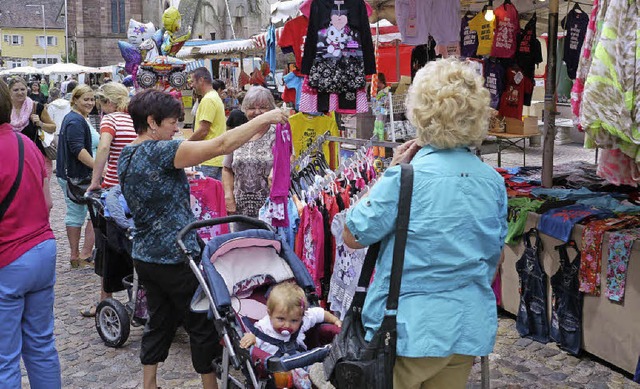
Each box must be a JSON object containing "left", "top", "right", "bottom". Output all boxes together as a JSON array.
[
  {"left": 195, "top": 165, "right": 222, "bottom": 181},
  {"left": 0, "top": 239, "right": 61, "bottom": 389},
  {"left": 550, "top": 241, "right": 583, "bottom": 355}
]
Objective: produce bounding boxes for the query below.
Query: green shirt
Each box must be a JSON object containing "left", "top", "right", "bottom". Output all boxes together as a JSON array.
[{"left": 505, "top": 197, "right": 544, "bottom": 245}]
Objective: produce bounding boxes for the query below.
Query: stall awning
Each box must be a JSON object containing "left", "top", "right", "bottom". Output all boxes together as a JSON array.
[{"left": 177, "top": 39, "right": 261, "bottom": 59}]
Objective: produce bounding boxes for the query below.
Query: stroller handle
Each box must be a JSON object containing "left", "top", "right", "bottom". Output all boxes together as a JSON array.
[{"left": 176, "top": 216, "right": 273, "bottom": 250}]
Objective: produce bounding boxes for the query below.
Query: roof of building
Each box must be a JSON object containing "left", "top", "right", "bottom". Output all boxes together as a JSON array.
[{"left": 0, "top": 0, "right": 65, "bottom": 30}]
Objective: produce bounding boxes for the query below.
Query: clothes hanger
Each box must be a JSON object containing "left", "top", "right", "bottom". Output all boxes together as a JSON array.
[{"left": 572, "top": 2, "right": 583, "bottom": 13}]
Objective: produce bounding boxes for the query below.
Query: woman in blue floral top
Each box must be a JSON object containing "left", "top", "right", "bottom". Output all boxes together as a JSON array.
[{"left": 118, "top": 89, "right": 288, "bottom": 389}]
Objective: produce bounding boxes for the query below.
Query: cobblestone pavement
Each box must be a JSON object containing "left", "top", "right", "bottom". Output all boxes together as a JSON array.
[{"left": 25, "top": 143, "right": 639, "bottom": 388}]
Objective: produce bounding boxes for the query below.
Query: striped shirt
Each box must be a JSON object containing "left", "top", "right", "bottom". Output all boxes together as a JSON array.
[{"left": 100, "top": 112, "right": 137, "bottom": 188}]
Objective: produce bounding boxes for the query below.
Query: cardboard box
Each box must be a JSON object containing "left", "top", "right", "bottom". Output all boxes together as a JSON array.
[{"left": 505, "top": 116, "right": 540, "bottom": 135}]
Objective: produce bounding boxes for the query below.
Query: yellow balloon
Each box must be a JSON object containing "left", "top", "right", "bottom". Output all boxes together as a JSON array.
[{"left": 162, "top": 6, "right": 182, "bottom": 33}]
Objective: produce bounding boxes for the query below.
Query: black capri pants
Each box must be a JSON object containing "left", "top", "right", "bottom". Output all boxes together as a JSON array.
[{"left": 134, "top": 259, "right": 222, "bottom": 374}]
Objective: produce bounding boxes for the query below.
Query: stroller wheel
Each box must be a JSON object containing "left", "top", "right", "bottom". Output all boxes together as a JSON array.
[{"left": 95, "top": 298, "right": 130, "bottom": 348}]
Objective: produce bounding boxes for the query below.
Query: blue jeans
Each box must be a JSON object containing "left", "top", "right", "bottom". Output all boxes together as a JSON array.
[
  {"left": 0, "top": 239, "right": 61, "bottom": 389},
  {"left": 195, "top": 165, "right": 222, "bottom": 181}
]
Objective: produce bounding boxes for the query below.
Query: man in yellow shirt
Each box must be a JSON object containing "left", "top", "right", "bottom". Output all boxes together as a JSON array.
[{"left": 190, "top": 67, "right": 227, "bottom": 180}]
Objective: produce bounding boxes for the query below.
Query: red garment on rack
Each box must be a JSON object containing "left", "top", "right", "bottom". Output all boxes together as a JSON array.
[
  {"left": 295, "top": 205, "right": 325, "bottom": 296},
  {"left": 189, "top": 177, "right": 229, "bottom": 242}
]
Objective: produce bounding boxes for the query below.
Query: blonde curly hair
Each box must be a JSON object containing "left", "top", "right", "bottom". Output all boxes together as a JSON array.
[{"left": 405, "top": 58, "right": 491, "bottom": 149}]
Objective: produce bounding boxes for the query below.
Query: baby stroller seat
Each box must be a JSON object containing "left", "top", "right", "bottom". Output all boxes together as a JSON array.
[
  {"left": 178, "top": 216, "right": 338, "bottom": 389},
  {"left": 85, "top": 188, "right": 148, "bottom": 348}
]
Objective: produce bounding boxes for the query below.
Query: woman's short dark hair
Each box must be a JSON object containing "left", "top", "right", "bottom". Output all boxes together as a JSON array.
[
  {"left": 128, "top": 89, "right": 183, "bottom": 134},
  {"left": 0, "top": 80, "right": 11, "bottom": 124}
]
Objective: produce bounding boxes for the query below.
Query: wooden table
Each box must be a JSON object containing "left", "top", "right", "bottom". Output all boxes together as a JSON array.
[{"left": 486, "top": 131, "right": 540, "bottom": 167}]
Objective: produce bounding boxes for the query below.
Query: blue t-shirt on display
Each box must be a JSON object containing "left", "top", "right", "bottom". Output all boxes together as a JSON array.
[
  {"left": 537, "top": 204, "right": 615, "bottom": 242},
  {"left": 283, "top": 72, "right": 303, "bottom": 111},
  {"left": 118, "top": 140, "right": 200, "bottom": 264}
]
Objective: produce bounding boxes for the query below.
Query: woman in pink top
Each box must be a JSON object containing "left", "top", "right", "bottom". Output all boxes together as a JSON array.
[
  {"left": 84, "top": 82, "right": 136, "bottom": 317},
  {"left": 0, "top": 79, "right": 61, "bottom": 387}
]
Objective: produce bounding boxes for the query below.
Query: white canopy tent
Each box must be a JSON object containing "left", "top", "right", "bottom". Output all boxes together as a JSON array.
[
  {"left": 0, "top": 66, "right": 43, "bottom": 76},
  {"left": 40, "top": 63, "right": 99, "bottom": 75}
]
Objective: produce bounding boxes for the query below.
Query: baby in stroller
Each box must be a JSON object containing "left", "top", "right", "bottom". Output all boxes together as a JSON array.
[
  {"left": 239, "top": 282, "right": 341, "bottom": 388},
  {"left": 181, "top": 217, "right": 340, "bottom": 389}
]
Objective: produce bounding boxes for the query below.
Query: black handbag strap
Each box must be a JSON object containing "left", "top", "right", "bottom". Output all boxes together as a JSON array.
[
  {"left": 353, "top": 164, "right": 413, "bottom": 311},
  {"left": 386, "top": 164, "right": 413, "bottom": 311},
  {"left": 0, "top": 133, "right": 25, "bottom": 220}
]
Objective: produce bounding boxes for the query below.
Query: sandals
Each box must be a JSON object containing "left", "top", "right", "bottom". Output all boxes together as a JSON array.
[
  {"left": 80, "top": 303, "right": 98, "bottom": 317},
  {"left": 70, "top": 257, "right": 93, "bottom": 269}
]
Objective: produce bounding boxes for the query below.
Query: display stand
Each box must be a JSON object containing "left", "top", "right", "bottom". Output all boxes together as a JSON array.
[
  {"left": 501, "top": 212, "right": 640, "bottom": 374},
  {"left": 487, "top": 132, "right": 540, "bottom": 167}
]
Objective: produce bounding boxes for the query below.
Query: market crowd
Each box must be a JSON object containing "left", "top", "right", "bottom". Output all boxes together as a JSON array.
[{"left": 0, "top": 59, "right": 506, "bottom": 389}]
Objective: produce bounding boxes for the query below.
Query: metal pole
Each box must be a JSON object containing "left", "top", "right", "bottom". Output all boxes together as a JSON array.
[
  {"left": 42, "top": 5, "right": 47, "bottom": 64},
  {"left": 64, "top": 0, "right": 69, "bottom": 63},
  {"left": 542, "top": 0, "right": 559, "bottom": 188}
]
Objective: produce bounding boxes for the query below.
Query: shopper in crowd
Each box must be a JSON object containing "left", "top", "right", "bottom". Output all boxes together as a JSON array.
[
  {"left": 343, "top": 58, "right": 508, "bottom": 389},
  {"left": 189, "top": 68, "right": 227, "bottom": 180},
  {"left": 56, "top": 84, "right": 100, "bottom": 269},
  {"left": 28, "top": 80, "right": 48, "bottom": 105},
  {"left": 64, "top": 80, "right": 78, "bottom": 101},
  {"left": 47, "top": 88, "right": 72, "bottom": 134},
  {"left": 118, "top": 89, "right": 288, "bottom": 389},
  {"left": 0, "top": 79, "right": 61, "bottom": 389},
  {"left": 226, "top": 91, "right": 247, "bottom": 130},
  {"left": 222, "top": 86, "right": 277, "bottom": 222},
  {"left": 9, "top": 76, "right": 57, "bottom": 177},
  {"left": 40, "top": 77, "right": 49, "bottom": 100},
  {"left": 82, "top": 82, "right": 136, "bottom": 317}
]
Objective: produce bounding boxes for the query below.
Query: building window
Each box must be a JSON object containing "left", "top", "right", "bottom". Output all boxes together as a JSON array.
[
  {"left": 35, "top": 36, "right": 58, "bottom": 46},
  {"left": 34, "top": 57, "right": 58, "bottom": 65},
  {"left": 9, "top": 60, "right": 27, "bottom": 68},
  {"left": 4, "top": 35, "right": 24, "bottom": 45},
  {"left": 111, "top": 0, "right": 126, "bottom": 33}
]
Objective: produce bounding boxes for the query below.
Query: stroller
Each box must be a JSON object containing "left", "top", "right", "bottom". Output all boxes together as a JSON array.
[
  {"left": 85, "top": 189, "right": 148, "bottom": 348},
  {"left": 178, "top": 216, "right": 339, "bottom": 389}
]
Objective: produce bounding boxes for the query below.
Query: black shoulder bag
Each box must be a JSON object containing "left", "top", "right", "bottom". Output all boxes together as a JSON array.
[
  {"left": 0, "top": 133, "right": 25, "bottom": 220},
  {"left": 324, "top": 163, "right": 413, "bottom": 389}
]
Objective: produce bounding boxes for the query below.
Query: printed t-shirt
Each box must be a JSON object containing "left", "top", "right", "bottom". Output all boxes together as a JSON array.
[
  {"left": 499, "top": 67, "right": 533, "bottom": 119},
  {"left": 516, "top": 15, "right": 543, "bottom": 79},
  {"left": 468, "top": 12, "right": 495, "bottom": 56},
  {"left": 537, "top": 204, "right": 614, "bottom": 242},
  {"left": 288, "top": 112, "right": 340, "bottom": 169},
  {"left": 189, "top": 177, "right": 229, "bottom": 242},
  {"left": 491, "top": 3, "right": 520, "bottom": 58},
  {"left": 561, "top": 9, "right": 589, "bottom": 80},
  {"left": 460, "top": 14, "right": 478, "bottom": 58},
  {"left": 484, "top": 60, "right": 505, "bottom": 110},
  {"left": 278, "top": 16, "right": 308, "bottom": 74},
  {"left": 196, "top": 90, "right": 226, "bottom": 167},
  {"left": 0, "top": 125, "right": 54, "bottom": 268},
  {"left": 100, "top": 111, "right": 136, "bottom": 188}
]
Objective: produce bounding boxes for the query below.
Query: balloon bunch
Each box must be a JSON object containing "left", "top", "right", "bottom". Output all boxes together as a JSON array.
[{"left": 117, "top": 7, "right": 191, "bottom": 90}]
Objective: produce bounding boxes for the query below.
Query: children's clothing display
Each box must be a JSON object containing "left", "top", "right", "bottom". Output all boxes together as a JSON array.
[
  {"left": 288, "top": 112, "right": 340, "bottom": 168},
  {"left": 270, "top": 123, "right": 293, "bottom": 227},
  {"left": 606, "top": 229, "right": 640, "bottom": 303},
  {"left": 278, "top": 15, "right": 309, "bottom": 73},
  {"left": 516, "top": 228, "right": 549, "bottom": 343},
  {"left": 327, "top": 212, "right": 367, "bottom": 320},
  {"left": 550, "top": 241, "right": 583, "bottom": 356},
  {"left": 300, "top": 0, "right": 375, "bottom": 113},
  {"left": 537, "top": 204, "right": 614, "bottom": 243},
  {"left": 491, "top": 3, "right": 520, "bottom": 58},
  {"left": 395, "top": 0, "right": 460, "bottom": 46},
  {"left": 561, "top": 7, "right": 589, "bottom": 80},
  {"left": 189, "top": 177, "right": 229, "bottom": 242}
]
